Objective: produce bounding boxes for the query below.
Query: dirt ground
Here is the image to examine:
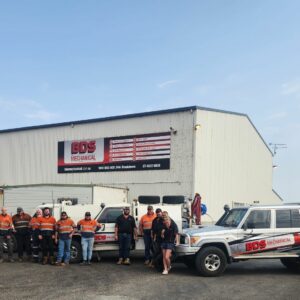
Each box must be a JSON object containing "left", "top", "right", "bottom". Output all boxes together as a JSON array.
[{"left": 0, "top": 254, "right": 300, "bottom": 300}]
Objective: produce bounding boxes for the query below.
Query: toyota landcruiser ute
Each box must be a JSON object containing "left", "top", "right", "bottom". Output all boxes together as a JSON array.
[{"left": 176, "top": 204, "right": 300, "bottom": 276}]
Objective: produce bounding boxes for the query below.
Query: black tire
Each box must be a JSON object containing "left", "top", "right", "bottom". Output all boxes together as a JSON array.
[
  {"left": 195, "top": 246, "right": 227, "bottom": 277},
  {"left": 70, "top": 239, "right": 82, "bottom": 264},
  {"left": 281, "top": 258, "right": 300, "bottom": 272}
]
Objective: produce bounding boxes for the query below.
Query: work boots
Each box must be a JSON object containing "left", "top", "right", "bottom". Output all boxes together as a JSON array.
[
  {"left": 42, "top": 256, "right": 48, "bottom": 265},
  {"left": 123, "top": 258, "right": 131, "bottom": 265},
  {"left": 49, "top": 256, "right": 55, "bottom": 265}
]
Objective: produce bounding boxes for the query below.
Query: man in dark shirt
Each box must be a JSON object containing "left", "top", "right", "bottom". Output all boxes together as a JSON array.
[
  {"left": 115, "top": 206, "right": 137, "bottom": 265},
  {"left": 12, "top": 207, "right": 32, "bottom": 262},
  {"left": 150, "top": 208, "right": 163, "bottom": 266}
]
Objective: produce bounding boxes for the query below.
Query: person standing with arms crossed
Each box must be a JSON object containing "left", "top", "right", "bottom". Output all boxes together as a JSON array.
[
  {"left": 139, "top": 205, "right": 156, "bottom": 265},
  {"left": 77, "top": 212, "right": 101, "bottom": 265},
  {"left": 115, "top": 206, "right": 137, "bottom": 265}
]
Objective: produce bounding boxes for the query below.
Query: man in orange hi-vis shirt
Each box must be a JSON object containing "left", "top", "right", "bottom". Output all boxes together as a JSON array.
[
  {"left": 139, "top": 205, "right": 156, "bottom": 265},
  {"left": 55, "top": 211, "right": 76, "bottom": 266},
  {"left": 0, "top": 207, "right": 14, "bottom": 263},
  {"left": 38, "top": 207, "right": 56, "bottom": 265},
  {"left": 77, "top": 212, "right": 101, "bottom": 265}
]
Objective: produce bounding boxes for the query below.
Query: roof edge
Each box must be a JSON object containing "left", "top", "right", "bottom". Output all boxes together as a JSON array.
[
  {"left": 0, "top": 104, "right": 272, "bottom": 155},
  {"left": 273, "top": 189, "right": 284, "bottom": 202}
]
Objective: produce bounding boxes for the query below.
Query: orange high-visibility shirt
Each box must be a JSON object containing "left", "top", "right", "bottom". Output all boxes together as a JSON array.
[
  {"left": 56, "top": 218, "right": 76, "bottom": 235},
  {"left": 0, "top": 214, "right": 13, "bottom": 232},
  {"left": 12, "top": 213, "right": 31, "bottom": 230},
  {"left": 140, "top": 213, "right": 156, "bottom": 230},
  {"left": 29, "top": 217, "right": 42, "bottom": 230},
  {"left": 77, "top": 219, "right": 99, "bottom": 234},
  {"left": 39, "top": 216, "right": 56, "bottom": 232}
]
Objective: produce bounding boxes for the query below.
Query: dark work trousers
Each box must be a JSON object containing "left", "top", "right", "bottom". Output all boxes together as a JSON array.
[
  {"left": 151, "top": 240, "right": 162, "bottom": 263},
  {"left": 15, "top": 233, "right": 31, "bottom": 258},
  {"left": 41, "top": 235, "right": 54, "bottom": 257},
  {"left": 0, "top": 235, "right": 13, "bottom": 259},
  {"left": 118, "top": 233, "right": 131, "bottom": 259},
  {"left": 143, "top": 230, "right": 152, "bottom": 261},
  {"left": 31, "top": 230, "right": 40, "bottom": 261}
]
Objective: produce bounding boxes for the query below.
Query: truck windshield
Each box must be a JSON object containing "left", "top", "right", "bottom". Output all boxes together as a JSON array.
[{"left": 220, "top": 208, "right": 248, "bottom": 227}]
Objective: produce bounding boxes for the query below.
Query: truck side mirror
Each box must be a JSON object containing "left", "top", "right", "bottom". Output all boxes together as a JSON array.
[{"left": 242, "top": 223, "right": 248, "bottom": 231}]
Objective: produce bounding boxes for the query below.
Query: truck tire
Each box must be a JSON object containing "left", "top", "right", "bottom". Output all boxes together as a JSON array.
[
  {"left": 70, "top": 240, "right": 82, "bottom": 264},
  {"left": 195, "top": 246, "right": 227, "bottom": 277},
  {"left": 281, "top": 258, "right": 300, "bottom": 272}
]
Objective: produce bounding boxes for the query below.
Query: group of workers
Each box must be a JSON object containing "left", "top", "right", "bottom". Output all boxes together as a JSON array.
[
  {"left": 0, "top": 204, "right": 179, "bottom": 275},
  {"left": 0, "top": 206, "right": 100, "bottom": 266}
]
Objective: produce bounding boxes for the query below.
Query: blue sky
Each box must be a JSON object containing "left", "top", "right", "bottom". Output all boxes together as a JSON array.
[{"left": 0, "top": 1, "right": 299, "bottom": 201}]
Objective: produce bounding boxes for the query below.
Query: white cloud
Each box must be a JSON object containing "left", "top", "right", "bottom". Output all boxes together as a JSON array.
[
  {"left": 25, "top": 110, "right": 59, "bottom": 121},
  {"left": 0, "top": 97, "right": 58, "bottom": 122},
  {"left": 157, "top": 80, "right": 179, "bottom": 89},
  {"left": 282, "top": 78, "right": 300, "bottom": 96}
]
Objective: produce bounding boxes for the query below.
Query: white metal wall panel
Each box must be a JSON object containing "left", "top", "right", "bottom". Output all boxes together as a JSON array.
[
  {"left": 194, "top": 110, "right": 280, "bottom": 222},
  {"left": 0, "top": 111, "right": 195, "bottom": 203},
  {"left": 3, "top": 185, "right": 93, "bottom": 215},
  {"left": 0, "top": 109, "right": 280, "bottom": 222}
]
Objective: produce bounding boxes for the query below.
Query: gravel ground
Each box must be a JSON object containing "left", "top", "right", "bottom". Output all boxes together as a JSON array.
[{"left": 0, "top": 254, "right": 300, "bottom": 300}]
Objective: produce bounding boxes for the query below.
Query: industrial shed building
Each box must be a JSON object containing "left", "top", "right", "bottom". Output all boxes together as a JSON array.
[{"left": 0, "top": 106, "right": 281, "bottom": 222}]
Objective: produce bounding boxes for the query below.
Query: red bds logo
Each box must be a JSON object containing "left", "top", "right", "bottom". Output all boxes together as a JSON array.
[
  {"left": 245, "top": 240, "right": 266, "bottom": 252},
  {"left": 71, "top": 141, "right": 96, "bottom": 154}
]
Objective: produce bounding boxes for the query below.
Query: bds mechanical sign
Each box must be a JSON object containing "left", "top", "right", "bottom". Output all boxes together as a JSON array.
[{"left": 58, "top": 132, "right": 171, "bottom": 173}]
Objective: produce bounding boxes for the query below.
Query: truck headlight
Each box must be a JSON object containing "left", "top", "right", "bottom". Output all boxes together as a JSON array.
[
  {"left": 190, "top": 236, "right": 201, "bottom": 245},
  {"left": 184, "top": 236, "right": 190, "bottom": 244}
]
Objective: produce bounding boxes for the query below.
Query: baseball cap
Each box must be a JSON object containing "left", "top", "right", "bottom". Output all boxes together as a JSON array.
[
  {"left": 17, "top": 207, "right": 23, "bottom": 212},
  {"left": 155, "top": 208, "right": 162, "bottom": 213},
  {"left": 85, "top": 212, "right": 91, "bottom": 216}
]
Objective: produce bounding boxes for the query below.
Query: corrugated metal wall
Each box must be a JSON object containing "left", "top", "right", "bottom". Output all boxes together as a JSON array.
[
  {"left": 3, "top": 185, "right": 93, "bottom": 215},
  {"left": 0, "top": 109, "right": 280, "bottom": 222},
  {"left": 194, "top": 110, "right": 280, "bottom": 222},
  {"left": 0, "top": 111, "right": 195, "bottom": 203}
]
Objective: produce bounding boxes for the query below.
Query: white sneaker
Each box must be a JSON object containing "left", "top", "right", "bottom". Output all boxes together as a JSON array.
[
  {"left": 168, "top": 265, "right": 172, "bottom": 272},
  {"left": 162, "top": 270, "right": 168, "bottom": 275}
]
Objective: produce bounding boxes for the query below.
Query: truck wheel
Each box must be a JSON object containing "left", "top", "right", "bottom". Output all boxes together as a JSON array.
[
  {"left": 281, "top": 258, "right": 300, "bottom": 272},
  {"left": 70, "top": 240, "right": 82, "bottom": 264},
  {"left": 195, "top": 246, "right": 227, "bottom": 277}
]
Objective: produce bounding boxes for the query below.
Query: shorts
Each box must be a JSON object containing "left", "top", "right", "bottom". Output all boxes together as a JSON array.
[{"left": 161, "top": 242, "right": 174, "bottom": 250}]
